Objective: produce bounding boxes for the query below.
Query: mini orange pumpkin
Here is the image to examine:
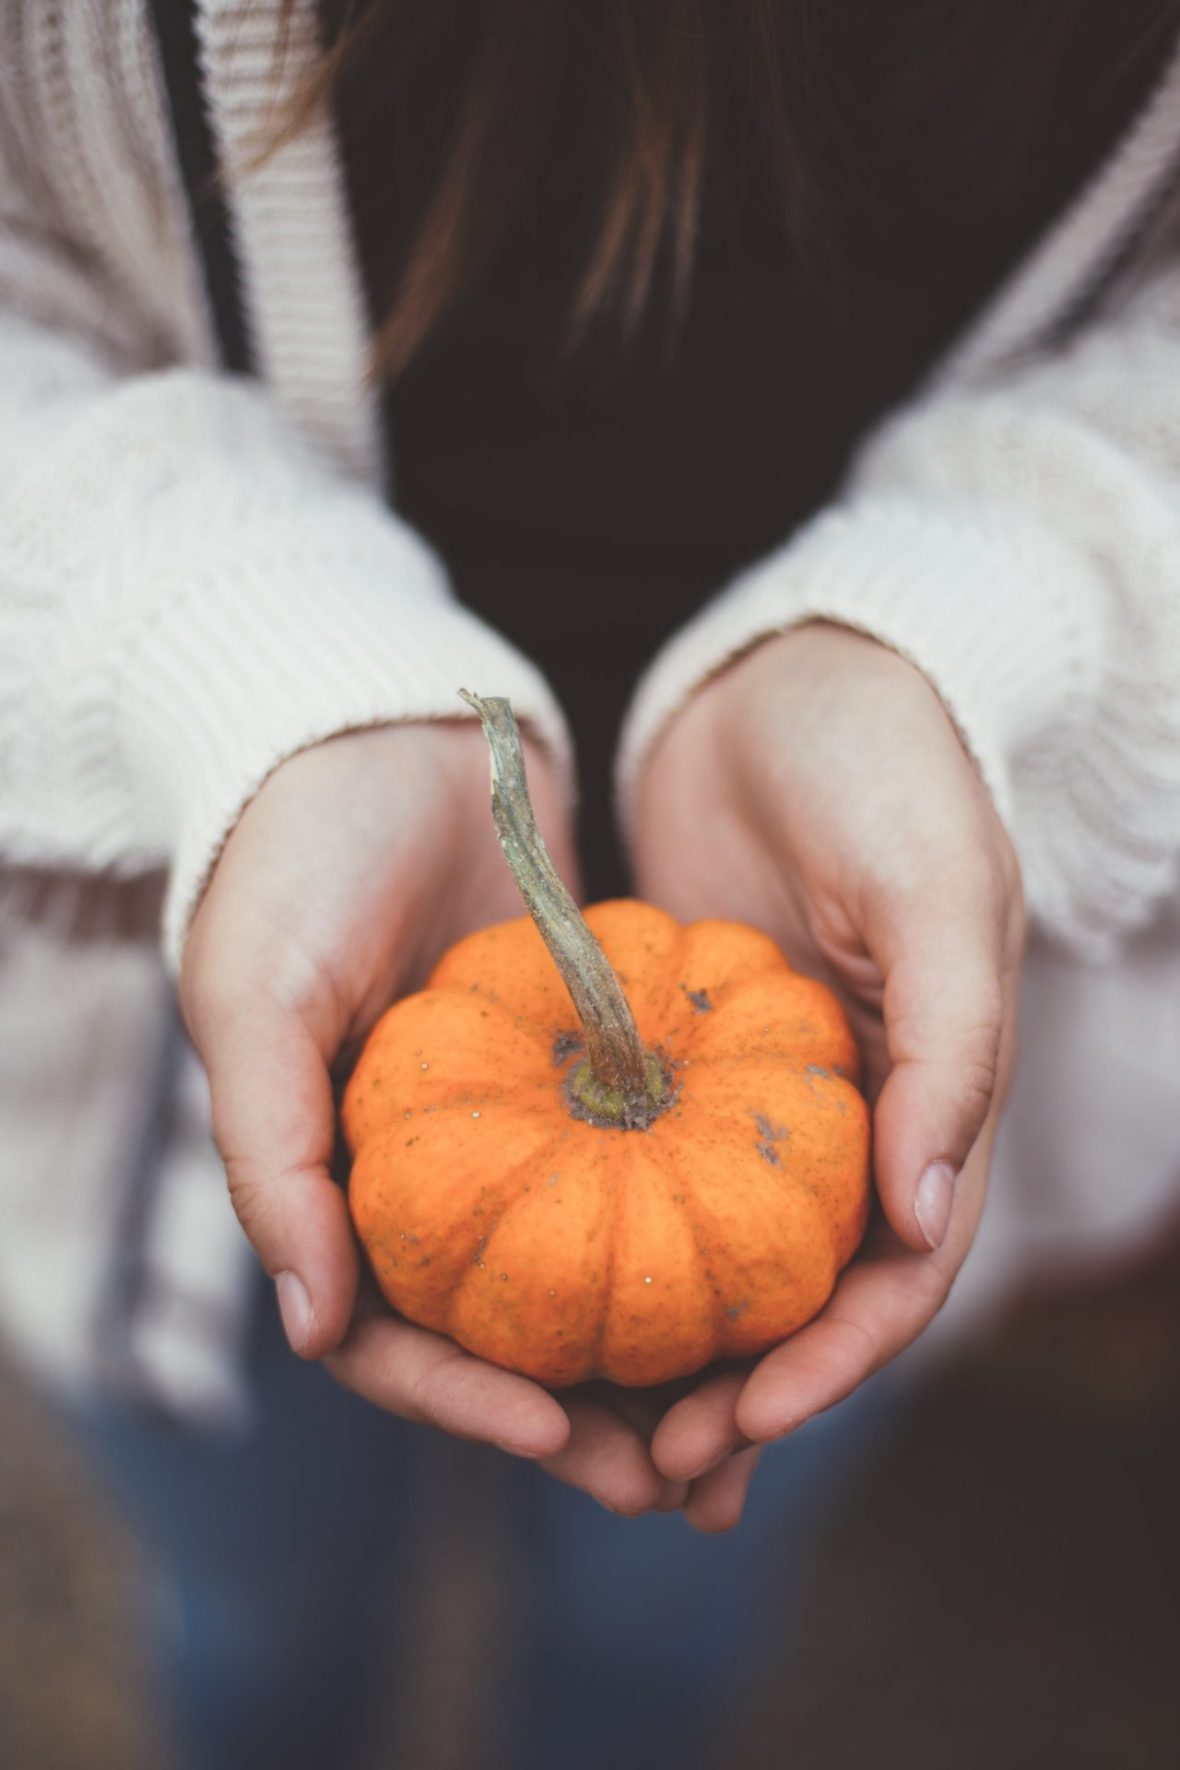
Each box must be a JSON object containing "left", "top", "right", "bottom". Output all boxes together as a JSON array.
[{"left": 344, "top": 695, "right": 870, "bottom": 1388}]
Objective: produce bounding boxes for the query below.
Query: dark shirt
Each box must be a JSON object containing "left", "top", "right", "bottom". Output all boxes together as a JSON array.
[{"left": 330, "top": 3, "right": 1172, "bottom": 892}]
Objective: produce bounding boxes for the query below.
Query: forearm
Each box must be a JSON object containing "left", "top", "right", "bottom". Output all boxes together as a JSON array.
[{"left": 0, "top": 314, "right": 570, "bottom": 964}]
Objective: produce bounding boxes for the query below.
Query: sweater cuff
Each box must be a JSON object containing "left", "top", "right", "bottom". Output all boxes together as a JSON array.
[
  {"left": 617, "top": 493, "right": 1103, "bottom": 837},
  {"left": 110, "top": 521, "right": 571, "bottom": 969}
]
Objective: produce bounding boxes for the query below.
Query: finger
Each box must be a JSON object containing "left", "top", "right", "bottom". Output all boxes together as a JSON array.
[
  {"left": 184, "top": 984, "right": 361, "bottom": 1357},
  {"left": 867, "top": 871, "right": 1015, "bottom": 1252},
  {"left": 655, "top": 1481, "right": 691, "bottom": 1514},
  {"left": 539, "top": 1396, "right": 669, "bottom": 1516},
  {"left": 594, "top": 1386, "right": 697, "bottom": 1512},
  {"left": 649, "top": 1368, "right": 750, "bottom": 1481},
  {"left": 683, "top": 1447, "right": 764, "bottom": 1534},
  {"left": 573, "top": 1382, "right": 700, "bottom": 1511},
  {"left": 734, "top": 1154, "right": 988, "bottom": 1443},
  {"left": 326, "top": 1312, "right": 570, "bottom": 1457}
]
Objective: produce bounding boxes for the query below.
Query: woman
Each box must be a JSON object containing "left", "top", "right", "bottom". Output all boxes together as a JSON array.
[{"left": 3, "top": 2, "right": 1180, "bottom": 1764}]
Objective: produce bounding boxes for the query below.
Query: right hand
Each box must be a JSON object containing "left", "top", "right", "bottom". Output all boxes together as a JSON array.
[
  {"left": 629, "top": 623, "right": 1025, "bottom": 1525},
  {"left": 180, "top": 719, "right": 683, "bottom": 1515}
]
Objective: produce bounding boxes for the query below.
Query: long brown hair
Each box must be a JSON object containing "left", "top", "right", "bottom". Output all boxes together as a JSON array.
[{"left": 281, "top": 0, "right": 1176, "bottom": 380}]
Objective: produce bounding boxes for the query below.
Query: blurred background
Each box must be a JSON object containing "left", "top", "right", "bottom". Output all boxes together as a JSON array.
[{"left": 4, "top": 1219, "right": 1179, "bottom": 1770}]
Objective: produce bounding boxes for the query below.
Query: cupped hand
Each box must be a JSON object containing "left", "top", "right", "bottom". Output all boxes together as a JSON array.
[
  {"left": 180, "top": 719, "right": 680, "bottom": 1515},
  {"left": 630, "top": 621, "right": 1026, "bottom": 1526}
]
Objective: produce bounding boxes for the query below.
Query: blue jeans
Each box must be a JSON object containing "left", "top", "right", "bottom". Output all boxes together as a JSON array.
[{"left": 74, "top": 1281, "right": 895, "bottom": 1770}]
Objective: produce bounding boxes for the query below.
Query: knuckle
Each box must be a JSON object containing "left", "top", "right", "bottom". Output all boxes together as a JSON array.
[
  {"left": 958, "top": 1005, "right": 1003, "bottom": 1069},
  {"left": 221, "top": 1160, "right": 293, "bottom": 1270},
  {"left": 958, "top": 1068, "right": 998, "bottom": 1127},
  {"left": 907, "top": 1259, "right": 955, "bottom": 1319},
  {"left": 223, "top": 1165, "right": 270, "bottom": 1247},
  {"left": 407, "top": 1343, "right": 473, "bottom": 1429},
  {"left": 822, "top": 1311, "right": 884, "bottom": 1382},
  {"left": 888, "top": 994, "right": 1002, "bottom": 1079},
  {"left": 872, "top": 822, "right": 1019, "bottom": 937},
  {"left": 952, "top": 1024, "right": 1003, "bottom": 1121},
  {"left": 398, "top": 1358, "right": 436, "bottom": 1427}
]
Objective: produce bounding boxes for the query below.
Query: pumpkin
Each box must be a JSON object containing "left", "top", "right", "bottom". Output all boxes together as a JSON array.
[{"left": 344, "top": 694, "right": 870, "bottom": 1388}]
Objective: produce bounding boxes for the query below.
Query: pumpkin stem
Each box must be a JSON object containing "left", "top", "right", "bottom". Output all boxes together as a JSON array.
[{"left": 460, "top": 692, "right": 665, "bottom": 1128}]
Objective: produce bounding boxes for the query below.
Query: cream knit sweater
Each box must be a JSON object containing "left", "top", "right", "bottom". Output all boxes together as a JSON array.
[
  {"left": 2, "top": 0, "right": 1180, "bottom": 1414},
  {"left": 2, "top": 0, "right": 1180, "bottom": 958}
]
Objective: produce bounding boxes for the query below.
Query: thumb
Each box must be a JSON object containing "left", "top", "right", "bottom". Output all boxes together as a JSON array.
[
  {"left": 185, "top": 984, "right": 359, "bottom": 1358},
  {"left": 869, "top": 894, "right": 1010, "bottom": 1253}
]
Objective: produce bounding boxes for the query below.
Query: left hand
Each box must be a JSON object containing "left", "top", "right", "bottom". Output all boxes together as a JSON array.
[
  {"left": 181, "top": 719, "right": 683, "bottom": 1519},
  {"left": 627, "top": 621, "right": 1026, "bottom": 1530}
]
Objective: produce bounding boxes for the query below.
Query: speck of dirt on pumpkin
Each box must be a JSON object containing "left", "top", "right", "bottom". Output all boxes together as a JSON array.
[
  {"left": 726, "top": 1301, "right": 749, "bottom": 1322},
  {"left": 472, "top": 1110, "right": 481, "bottom": 1119},
  {"left": 681, "top": 984, "right": 714, "bottom": 1012},
  {"left": 547, "top": 1174, "right": 559, "bottom": 1187},
  {"left": 754, "top": 1112, "right": 790, "bottom": 1166}
]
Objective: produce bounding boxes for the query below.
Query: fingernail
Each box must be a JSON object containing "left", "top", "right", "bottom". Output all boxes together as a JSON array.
[
  {"left": 275, "top": 1271, "right": 313, "bottom": 1353},
  {"left": 915, "top": 1161, "right": 958, "bottom": 1249}
]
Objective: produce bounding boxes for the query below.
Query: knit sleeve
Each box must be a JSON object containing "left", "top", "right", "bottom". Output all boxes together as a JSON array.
[
  {"left": 0, "top": 271, "right": 570, "bottom": 968},
  {"left": 618, "top": 269, "right": 1180, "bottom": 954}
]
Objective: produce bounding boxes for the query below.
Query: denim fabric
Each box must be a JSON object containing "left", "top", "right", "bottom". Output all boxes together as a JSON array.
[{"left": 74, "top": 1277, "right": 894, "bottom": 1770}]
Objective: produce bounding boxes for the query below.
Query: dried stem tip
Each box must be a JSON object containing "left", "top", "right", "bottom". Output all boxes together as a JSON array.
[{"left": 459, "top": 691, "right": 665, "bottom": 1128}]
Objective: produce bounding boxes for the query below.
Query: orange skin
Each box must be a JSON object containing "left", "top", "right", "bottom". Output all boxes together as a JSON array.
[{"left": 344, "top": 899, "right": 870, "bottom": 1388}]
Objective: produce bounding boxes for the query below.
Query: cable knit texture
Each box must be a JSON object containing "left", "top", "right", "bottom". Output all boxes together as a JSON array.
[
  {"left": 0, "top": 0, "right": 570, "bottom": 970},
  {"left": 619, "top": 270, "right": 1180, "bottom": 954},
  {"left": 1, "top": 0, "right": 1179, "bottom": 1420},
  {"left": 2, "top": 0, "right": 1180, "bottom": 969}
]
